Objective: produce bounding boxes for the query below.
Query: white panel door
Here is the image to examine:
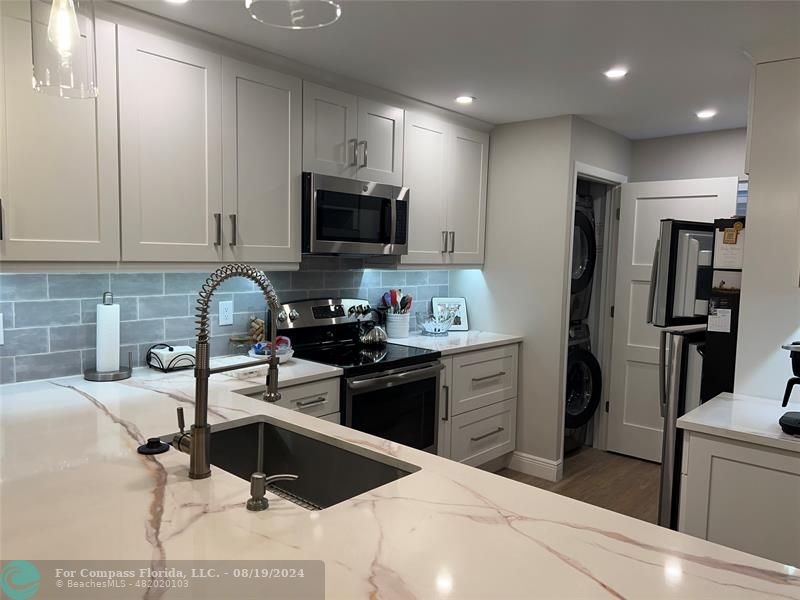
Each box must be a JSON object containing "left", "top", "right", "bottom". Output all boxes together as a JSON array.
[
  {"left": 222, "top": 58, "right": 301, "bottom": 263},
  {"left": 448, "top": 125, "right": 488, "bottom": 265},
  {"left": 355, "top": 98, "right": 404, "bottom": 185},
  {"left": 302, "top": 82, "right": 357, "bottom": 178},
  {"left": 118, "top": 27, "right": 222, "bottom": 262},
  {"left": 0, "top": 12, "right": 119, "bottom": 261},
  {"left": 401, "top": 111, "right": 448, "bottom": 265},
  {"left": 607, "top": 178, "right": 737, "bottom": 461}
]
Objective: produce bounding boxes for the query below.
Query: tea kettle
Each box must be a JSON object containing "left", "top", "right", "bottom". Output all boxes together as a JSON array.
[{"left": 360, "top": 322, "right": 388, "bottom": 346}]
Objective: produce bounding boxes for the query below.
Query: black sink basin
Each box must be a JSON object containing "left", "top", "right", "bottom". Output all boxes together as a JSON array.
[{"left": 205, "top": 416, "right": 418, "bottom": 510}]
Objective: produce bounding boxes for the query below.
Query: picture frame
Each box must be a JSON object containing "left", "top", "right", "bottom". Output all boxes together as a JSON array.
[{"left": 432, "top": 297, "right": 469, "bottom": 331}]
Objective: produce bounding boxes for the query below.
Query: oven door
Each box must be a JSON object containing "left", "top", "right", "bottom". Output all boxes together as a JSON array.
[
  {"left": 345, "top": 362, "right": 442, "bottom": 453},
  {"left": 304, "top": 172, "right": 408, "bottom": 255}
]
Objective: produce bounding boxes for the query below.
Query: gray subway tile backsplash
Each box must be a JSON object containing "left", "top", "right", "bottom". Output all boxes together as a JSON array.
[
  {"left": 0, "top": 274, "right": 48, "bottom": 301},
  {"left": 15, "top": 351, "right": 82, "bottom": 383},
  {"left": 48, "top": 273, "right": 110, "bottom": 299},
  {"left": 14, "top": 300, "right": 81, "bottom": 328},
  {"left": 0, "top": 262, "right": 449, "bottom": 383},
  {"left": 111, "top": 273, "right": 165, "bottom": 297}
]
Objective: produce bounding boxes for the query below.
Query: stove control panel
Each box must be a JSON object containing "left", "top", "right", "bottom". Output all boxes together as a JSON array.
[{"left": 276, "top": 298, "right": 371, "bottom": 330}]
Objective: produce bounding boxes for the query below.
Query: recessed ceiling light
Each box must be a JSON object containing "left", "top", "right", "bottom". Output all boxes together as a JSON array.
[
  {"left": 164, "top": 0, "right": 190, "bottom": 3},
  {"left": 604, "top": 67, "right": 628, "bottom": 80},
  {"left": 455, "top": 96, "right": 475, "bottom": 105},
  {"left": 696, "top": 108, "right": 717, "bottom": 119}
]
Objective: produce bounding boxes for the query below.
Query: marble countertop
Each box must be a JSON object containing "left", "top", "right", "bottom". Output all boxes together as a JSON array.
[
  {"left": 387, "top": 330, "right": 522, "bottom": 355},
  {"left": 1, "top": 371, "right": 799, "bottom": 599},
  {"left": 678, "top": 392, "right": 800, "bottom": 454}
]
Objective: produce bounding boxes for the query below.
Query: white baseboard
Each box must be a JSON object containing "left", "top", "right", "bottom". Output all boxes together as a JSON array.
[{"left": 508, "top": 451, "right": 563, "bottom": 482}]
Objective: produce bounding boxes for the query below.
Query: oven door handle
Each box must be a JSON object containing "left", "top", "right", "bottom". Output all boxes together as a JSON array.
[{"left": 347, "top": 362, "right": 444, "bottom": 393}]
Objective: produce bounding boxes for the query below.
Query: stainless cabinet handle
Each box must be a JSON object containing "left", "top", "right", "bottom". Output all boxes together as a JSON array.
[
  {"left": 0, "top": 197, "right": 4, "bottom": 241},
  {"left": 441, "top": 231, "right": 448, "bottom": 253},
  {"left": 442, "top": 384, "right": 449, "bottom": 421},
  {"left": 229, "top": 214, "right": 237, "bottom": 246},
  {"left": 358, "top": 140, "right": 368, "bottom": 168},
  {"left": 213, "top": 213, "right": 221, "bottom": 246},
  {"left": 448, "top": 231, "right": 455, "bottom": 253},
  {"left": 471, "top": 426, "right": 504, "bottom": 442},
  {"left": 472, "top": 371, "right": 506, "bottom": 383},
  {"left": 349, "top": 139, "right": 358, "bottom": 167},
  {"left": 295, "top": 396, "right": 327, "bottom": 408}
]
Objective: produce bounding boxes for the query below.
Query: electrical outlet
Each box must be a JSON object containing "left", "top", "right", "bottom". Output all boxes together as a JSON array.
[
  {"left": 0, "top": 313, "right": 4, "bottom": 345},
  {"left": 219, "top": 301, "right": 234, "bottom": 326}
]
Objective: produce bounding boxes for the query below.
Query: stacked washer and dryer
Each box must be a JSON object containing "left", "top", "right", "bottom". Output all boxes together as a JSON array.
[{"left": 564, "top": 185, "right": 606, "bottom": 454}]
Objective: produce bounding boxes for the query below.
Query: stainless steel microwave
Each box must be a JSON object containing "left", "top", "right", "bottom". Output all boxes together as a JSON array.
[{"left": 302, "top": 172, "right": 409, "bottom": 256}]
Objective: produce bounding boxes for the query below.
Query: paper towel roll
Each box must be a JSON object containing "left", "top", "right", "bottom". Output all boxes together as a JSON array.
[{"left": 96, "top": 296, "right": 120, "bottom": 372}]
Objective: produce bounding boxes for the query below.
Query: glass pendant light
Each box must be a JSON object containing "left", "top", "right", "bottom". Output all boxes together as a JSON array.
[
  {"left": 30, "top": 0, "right": 98, "bottom": 99},
  {"left": 245, "top": 0, "right": 341, "bottom": 30}
]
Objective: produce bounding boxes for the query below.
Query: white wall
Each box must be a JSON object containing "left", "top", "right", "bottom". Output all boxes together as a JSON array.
[
  {"left": 735, "top": 58, "right": 800, "bottom": 399},
  {"left": 451, "top": 116, "right": 631, "bottom": 468},
  {"left": 630, "top": 129, "right": 747, "bottom": 182}
]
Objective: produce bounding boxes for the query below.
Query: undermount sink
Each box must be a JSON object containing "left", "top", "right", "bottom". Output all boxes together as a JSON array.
[{"left": 195, "top": 415, "right": 419, "bottom": 510}]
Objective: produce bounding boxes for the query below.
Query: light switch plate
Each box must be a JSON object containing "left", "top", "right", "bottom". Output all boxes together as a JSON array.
[
  {"left": 0, "top": 313, "right": 4, "bottom": 345},
  {"left": 219, "top": 301, "right": 234, "bottom": 326}
]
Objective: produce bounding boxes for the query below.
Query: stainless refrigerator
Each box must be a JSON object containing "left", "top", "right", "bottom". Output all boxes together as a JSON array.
[{"left": 649, "top": 217, "right": 746, "bottom": 529}]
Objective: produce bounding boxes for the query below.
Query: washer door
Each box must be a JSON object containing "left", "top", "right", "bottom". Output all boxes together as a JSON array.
[
  {"left": 565, "top": 347, "right": 602, "bottom": 429},
  {"left": 571, "top": 211, "right": 597, "bottom": 294}
]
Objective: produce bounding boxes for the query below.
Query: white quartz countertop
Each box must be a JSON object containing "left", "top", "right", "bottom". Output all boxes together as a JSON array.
[
  {"left": 387, "top": 330, "right": 522, "bottom": 355},
  {"left": 1, "top": 371, "right": 798, "bottom": 599},
  {"left": 678, "top": 392, "right": 800, "bottom": 454}
]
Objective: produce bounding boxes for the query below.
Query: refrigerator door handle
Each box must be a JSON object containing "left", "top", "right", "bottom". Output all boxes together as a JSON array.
[
  {"left": 658, "top": 331, "right": 687, "bottom": 529},
  {"left": 658, "top": 329, "right": 670, "bottom": 418},
  {"left": 647, "top": 238, "right": 661, "bottom": 324}
]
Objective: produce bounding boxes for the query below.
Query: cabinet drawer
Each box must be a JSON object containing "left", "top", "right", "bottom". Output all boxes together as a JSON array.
[
  {"left": 235, "top": 377, "right": 340, "bottom": 418},
  {"left": 451, "top": 345, "right": 518, "bottom": 415},
  {"left": 450, "top": 399, "right": 516, "bottom": 466},
  {"left": 277, "top": 378, "right": 340, "bottom": 417}
]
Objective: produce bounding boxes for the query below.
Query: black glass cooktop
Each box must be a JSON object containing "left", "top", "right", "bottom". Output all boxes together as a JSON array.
[{"left": 292, "top": 342, "right": 440, "bottom": 377}]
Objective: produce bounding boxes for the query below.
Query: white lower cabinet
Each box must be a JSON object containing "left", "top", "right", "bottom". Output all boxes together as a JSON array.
[
  {"left": 438, "top": 343, "right": 519, "bottom": 466},
  {"left": 235, "top": 377, "right": 340, "bottom": 420},
  {"left": 680, "top": 431, "right": 800, "bottom": 566}
]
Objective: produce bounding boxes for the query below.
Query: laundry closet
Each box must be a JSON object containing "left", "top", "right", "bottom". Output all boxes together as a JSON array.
[{"left": 564, "top": 178, "right": 618, "bottom": 455}]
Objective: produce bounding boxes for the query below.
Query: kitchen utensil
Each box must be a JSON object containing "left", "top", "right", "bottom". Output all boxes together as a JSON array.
[
  {"left": 382, "top": 291, "right": 392, "bottom": 307},
  {"left": 390, "top": 289, "right": 398, "bottom": 311},
  {"left": 416, "top": 312, "right": 455, "bottom": 336}
]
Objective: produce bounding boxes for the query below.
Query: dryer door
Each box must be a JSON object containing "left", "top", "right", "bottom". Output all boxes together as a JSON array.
[
  {"left": 565, "top": 347, "right": 602, "bottom": 429},
  {"left": 571, "top": 211, "right": 597, "bottom": 294}
]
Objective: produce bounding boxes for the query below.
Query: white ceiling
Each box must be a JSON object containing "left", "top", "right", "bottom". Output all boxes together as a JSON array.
[{"left": 120, "top": 0, "right": 799, "bottom": 139}]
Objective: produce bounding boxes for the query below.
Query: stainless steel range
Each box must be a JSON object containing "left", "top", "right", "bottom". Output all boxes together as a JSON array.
[{"left": 275, "top": 298, "right": 442, "bottom": 452}]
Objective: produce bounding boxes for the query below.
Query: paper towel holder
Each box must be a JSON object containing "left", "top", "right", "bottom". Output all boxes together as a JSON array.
[{"left": 84, "top": 350, "right": 133, "bottom": 382}]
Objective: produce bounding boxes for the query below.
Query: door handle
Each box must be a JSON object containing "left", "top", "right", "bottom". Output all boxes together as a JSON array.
[
  {"left": 441, "top": 231, "right": 448, "bottom": 253},
  {"left": 658, "top": 330, "right": 670, "bottom": 418},
  {"left": 295, "top": 396, "right": 327, "bottom": 408},
  {"left": 647, "top": 238, "right": 661, "bottom": 324},
  {"left": 213, "top": 213, "right": 221, "bottom": 246},
  {"left": 470, "top": 427, "right": 504, "bottom": 442},
  {"left": 442, "top": 384, "right": 450, "bottom": 421},
  {"left": 358, "top": 140, "right": 368, "bottom": 168},
  {"left": 0, "top": 197, "right": 4, "bottom": 241},
  {"left": 349, "top": 139, "right": 358, "bottom": 167},
  {"left": 229, "top": 214, "right": 237, "bottom": 246},
  {"left": 448, "top": 231, "right": 455, "bottom": 253},
  {"left": 472, "top": 371, "right": 506, "bottom": 383}
]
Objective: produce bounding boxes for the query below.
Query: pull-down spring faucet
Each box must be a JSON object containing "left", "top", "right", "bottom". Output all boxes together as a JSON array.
[{"left": 183, "top": 264, "right": 283, "bottom": 479}]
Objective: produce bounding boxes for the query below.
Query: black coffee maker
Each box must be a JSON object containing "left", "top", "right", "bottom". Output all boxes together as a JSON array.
[{"left": 779, "top": 343, "right": 800, "bottom": 435}]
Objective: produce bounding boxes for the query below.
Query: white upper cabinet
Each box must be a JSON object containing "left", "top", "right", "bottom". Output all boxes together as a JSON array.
[
  {"left": 118, "top": 27, "right": 223, "bottom": 262},
  {"left": 303, "top": 82, "right": 358, "bottom": 179},
  {"left": 402, "top": 111, "right": 450, "bottom": 264},
  {"left": 355, "top": 98, "right": 404, "bottom": 186},
  {"left": 303, "top": 82, "right": 404, "bottom": 185},
  {"left": 448, "top": 125, "right": 488, "bottom": 264},
  {"left": 402, "top": 111, "right": 489, "bottom": 266},
  {"left": 222, "top": 58, "right": 301, "bottom": 263},
  {"left": 0, "top": 7, "right": 119, "bottom": 261}
]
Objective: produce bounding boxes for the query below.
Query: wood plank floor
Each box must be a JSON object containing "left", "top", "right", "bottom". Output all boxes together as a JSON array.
[{"left": 498, "top": 447, "right": 661, "bottom": 523}]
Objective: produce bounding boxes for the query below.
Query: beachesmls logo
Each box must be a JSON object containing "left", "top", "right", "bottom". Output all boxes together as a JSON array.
[{"left": 0, "top": 561, "right": 40, "bottom": 600}]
